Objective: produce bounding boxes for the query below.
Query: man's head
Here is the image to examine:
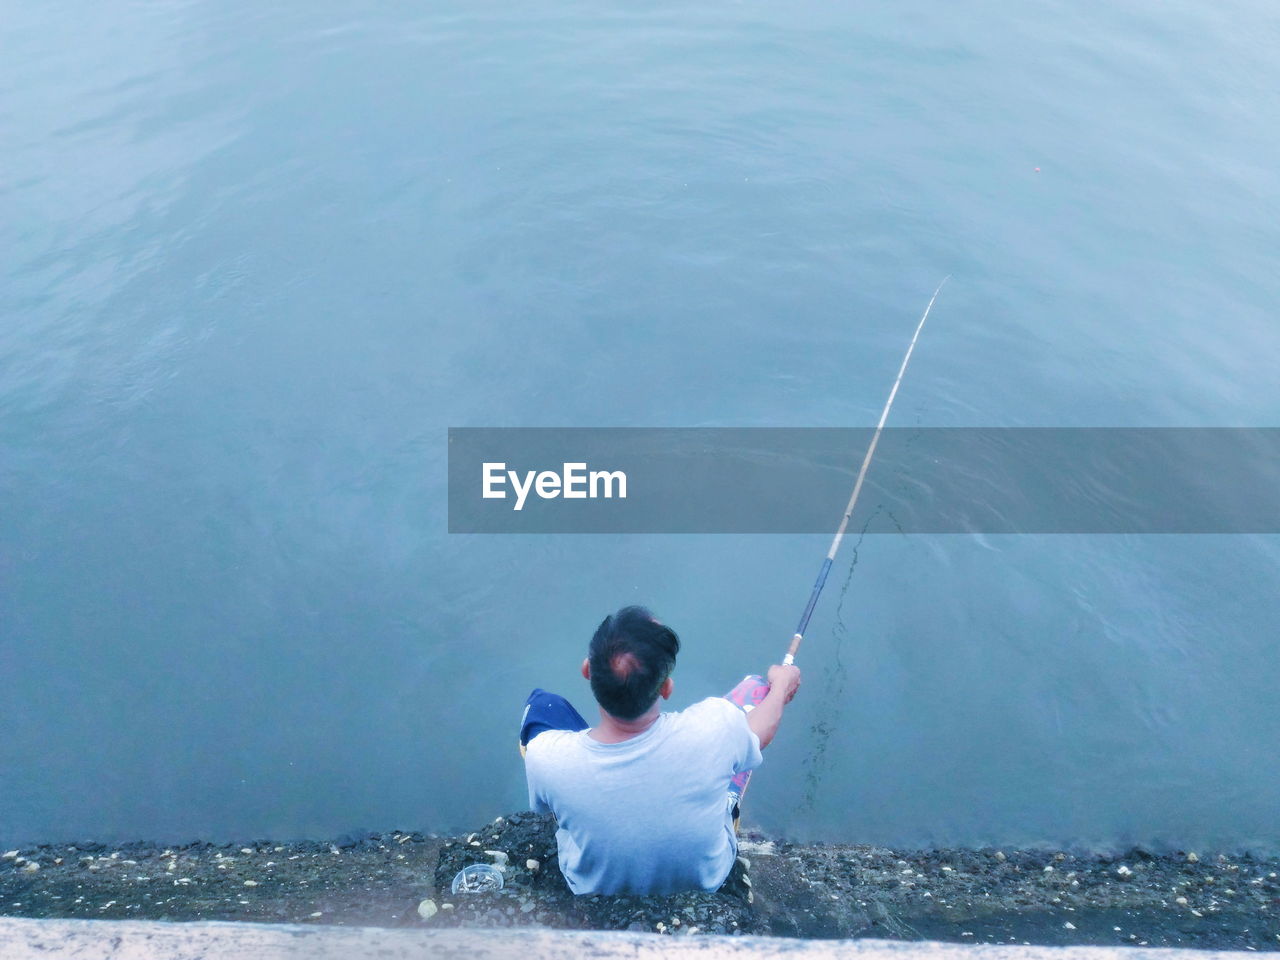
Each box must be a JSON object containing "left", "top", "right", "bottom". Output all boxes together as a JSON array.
[{"left": 582, "top": 606, "right": 680, "bottom": 721}]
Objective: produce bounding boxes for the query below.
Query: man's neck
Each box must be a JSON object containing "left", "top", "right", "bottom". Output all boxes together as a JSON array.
[{"left": 589, "top": 705, "right": 661, "bottom": 743}]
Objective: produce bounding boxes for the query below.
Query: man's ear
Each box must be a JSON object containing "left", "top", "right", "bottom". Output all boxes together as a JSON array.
[
  {"left": 581, "top": 658, "right": 591, "bottom": 680},
  {"left": 659, "top": 676, "right": 674, "bottom": 700}
]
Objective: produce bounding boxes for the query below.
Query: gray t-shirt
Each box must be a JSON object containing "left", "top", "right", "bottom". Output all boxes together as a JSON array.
[{"left": 523, "top": 696, "right": 763, "bottom": 895}]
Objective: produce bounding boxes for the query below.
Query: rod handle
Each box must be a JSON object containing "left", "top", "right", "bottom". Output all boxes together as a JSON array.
[{"left": 782, "top": 632, "right": 802, "bottom": 666}]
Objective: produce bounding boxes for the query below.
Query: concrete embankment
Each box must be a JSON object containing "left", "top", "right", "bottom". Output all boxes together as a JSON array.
[
  {"left": 2, "top": 814, "right": 1276, "bottom": 951},
  {"left": 0, "top": 917, "right": 1271, "bottom": 960}
]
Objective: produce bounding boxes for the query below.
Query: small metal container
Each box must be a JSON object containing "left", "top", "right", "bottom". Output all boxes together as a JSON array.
[{"left": 451, "top": 863, "right": 505, "bottom": 894}]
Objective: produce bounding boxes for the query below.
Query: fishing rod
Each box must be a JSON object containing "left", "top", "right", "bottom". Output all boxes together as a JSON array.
[{"left": 782, "top": 277, "right": 949, "bottom": 667}]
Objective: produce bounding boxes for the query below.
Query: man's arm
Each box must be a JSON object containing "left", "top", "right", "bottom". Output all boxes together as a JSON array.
[{"left": 746, "top": 664, "right": 801, "bottom": 749}]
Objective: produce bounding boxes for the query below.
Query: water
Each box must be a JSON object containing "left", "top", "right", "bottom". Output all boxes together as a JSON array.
[{"left": 2, "top": 0, "right": 1278, "bottom": 850}]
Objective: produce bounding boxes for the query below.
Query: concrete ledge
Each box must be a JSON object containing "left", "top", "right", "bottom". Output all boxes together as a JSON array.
[{"left": 0, "top": 917, "right": 1263, "bottom": 960}]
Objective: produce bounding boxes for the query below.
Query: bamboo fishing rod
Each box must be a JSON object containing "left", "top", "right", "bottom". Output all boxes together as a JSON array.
[{"left": 782, "top": 277, "right": 949, "bottom": 667}]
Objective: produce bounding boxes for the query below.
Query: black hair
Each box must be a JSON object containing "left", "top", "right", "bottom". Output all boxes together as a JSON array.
[{"left": 587, "top": 605, "right": 681, "bottom": 721}]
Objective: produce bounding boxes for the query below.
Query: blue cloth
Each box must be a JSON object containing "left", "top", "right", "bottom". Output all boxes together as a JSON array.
[{"left": 520, "top": 688, "right": 588, "bottom": 747}]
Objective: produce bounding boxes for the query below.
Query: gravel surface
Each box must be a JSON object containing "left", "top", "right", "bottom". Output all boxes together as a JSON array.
[{"left": 3, "top": 815, "right": 1277, "bottom": 950}]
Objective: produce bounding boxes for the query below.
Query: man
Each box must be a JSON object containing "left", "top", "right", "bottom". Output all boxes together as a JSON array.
[{"left": 520, "top": 605, "right": 801, "bottom": 896}]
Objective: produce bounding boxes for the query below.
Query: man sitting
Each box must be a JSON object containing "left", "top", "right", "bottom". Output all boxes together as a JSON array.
[{"left": 520, "top": 605, "right": 801, "bottom": 895}]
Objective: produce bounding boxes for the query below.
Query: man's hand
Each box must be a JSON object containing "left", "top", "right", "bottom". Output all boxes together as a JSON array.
[
  {"left": 747, "top": 664, "right": 802, "bottom": 749},
  {"left": 766, "top": 664, "right": 802, "bottom": 703}
]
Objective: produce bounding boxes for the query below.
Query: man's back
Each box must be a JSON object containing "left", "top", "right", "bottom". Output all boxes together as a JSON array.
[{"left": 524, "top": 696, "right": 762, "bottom": 895}]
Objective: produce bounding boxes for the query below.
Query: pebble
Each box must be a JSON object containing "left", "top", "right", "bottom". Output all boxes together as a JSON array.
[
  {"left": 2, "top": 851, "right": 19, "bottom": 860},
  {"left": 243, "top": 880, "right": 257, "bottom": 887},
  {"left": 417, "top": 899, "right": 438, "bottom": 920},
  {"left": 1187, "top": 852, "right": 1200, "bottom": 863},
  {"left": 1064, "top": 922, "right": 1077, "bottom": 930},
  {"left": 1117, "top": 865, "right": 1133, "bottom": 878},
  {"left": 485, "top": 850, "right": 509, "bottom": 866},
  {"left": 1176, "top": 896, "right": 1189, "bottom": 905},
  {"left": 526, "top": 859, "right": 541, "bottom": 872},
  {"left": 22, "top": 862, "right": 40, "bottom": 873}
]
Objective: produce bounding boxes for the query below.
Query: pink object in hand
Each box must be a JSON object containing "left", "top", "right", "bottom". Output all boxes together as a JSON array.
[{"left": 723, "top": 675, "right": 769, "bottom": 798}]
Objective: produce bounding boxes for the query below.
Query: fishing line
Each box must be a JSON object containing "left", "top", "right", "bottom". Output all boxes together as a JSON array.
[{"left": 800, "top": 508, "right": 876, "bottom": 810}]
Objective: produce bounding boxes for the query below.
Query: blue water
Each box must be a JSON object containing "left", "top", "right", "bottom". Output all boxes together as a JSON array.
[{"left": 2, "top": 0, "right": 1279, "bottom": 850}]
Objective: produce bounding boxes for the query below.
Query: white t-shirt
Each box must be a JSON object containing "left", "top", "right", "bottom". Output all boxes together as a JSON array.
[{"left": 523, "top": 696, "right": 763, "bottom": 895}]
